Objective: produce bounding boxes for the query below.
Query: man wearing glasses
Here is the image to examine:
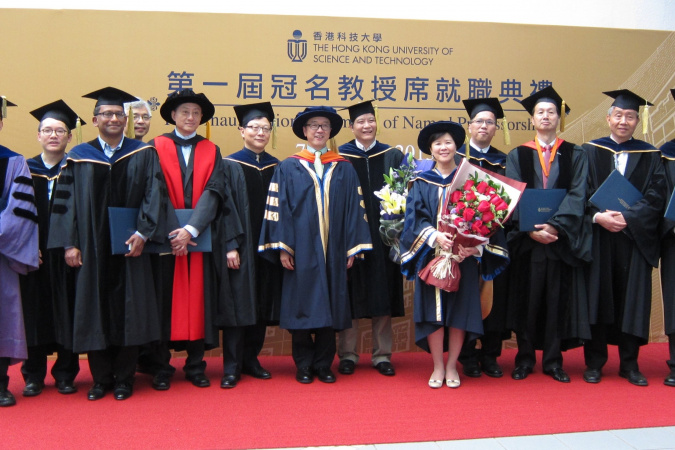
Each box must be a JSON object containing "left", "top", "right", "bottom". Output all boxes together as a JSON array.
[
  {"left": 145, "top": 89, "right": 228, "bottom": 390},
  {"left": 48, "top": 87, "right": 167, "bottom": 401},
  {"left": 19, "top": 100, "right": 83, "bottom": 398},
  {"left": 217, "top": 102, "right": 282, "bottom": 388},
  {"left": 124, "top": 99, "right": 152, "bottom": 141},
  {"left": 259, "top": 106, "right": 372, "bottom": 384},
  {"left": 456, "top": 98, "right": 511, "bottom": 379}
]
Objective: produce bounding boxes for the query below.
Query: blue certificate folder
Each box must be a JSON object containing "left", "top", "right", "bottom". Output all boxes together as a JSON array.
[
  {"left": 589, "top": 169, "right": 643, "bottom": 213},
  {"left": 666, "top": 190, "right": 675, "bottom": 221},
  {"left": 518, "top": 189, "right": 567, "bottom": 231},
  {"left": 108, "top": 207, "right": 212, "bottom": 255}
]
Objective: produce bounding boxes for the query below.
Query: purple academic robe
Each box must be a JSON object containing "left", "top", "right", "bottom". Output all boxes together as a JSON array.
[{"left": 0, "top": 146, "right": 39, "bottom": 364}]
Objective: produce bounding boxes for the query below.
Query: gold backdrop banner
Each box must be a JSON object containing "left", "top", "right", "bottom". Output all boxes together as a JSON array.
[{"left": 2, "top": 9, "right": 673, "bottom": 356}]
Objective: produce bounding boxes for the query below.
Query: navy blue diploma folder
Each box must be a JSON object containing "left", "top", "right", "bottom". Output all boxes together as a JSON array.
[
  {"left": 666, "top": 190, "right": 675, "bottom": 221},
  {"left": 589, "top": 170, "right": 643, "bottom": 213},
  {"left": 518, "top": 189, "right": 567, "bottom": 231},
  {"left": 108, "top": 207, "right": 212, "bottom": 255}
]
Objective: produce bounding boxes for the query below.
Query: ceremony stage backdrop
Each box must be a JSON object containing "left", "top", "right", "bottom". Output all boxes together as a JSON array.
[{"left": 2, "top": 9, "right": 674, "bottom": 356}]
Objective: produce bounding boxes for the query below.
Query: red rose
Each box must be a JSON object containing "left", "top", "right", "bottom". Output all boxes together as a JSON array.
[
  {"left": 463, "top": 208, "right": 475, "bottom": 222},
  {"left": 480, "top": 225, "right": 490, "bottom": 235},
  {"left": 453, "top": 217, "right": 464, "bottom": 227},
  {"left": 487, "top": 187, "right": 497, "bottom": 195},
  {"left": 490, "top": 194, "right": 502, "bottom": 204},
  {"left": 495, "top": 200, "right": 509, "bottom": 211},
  {"left": 465, "top": 191, "right": 477, "bottom": 202},
  {"left": 450, "top": 190, "right": 463, "bottom": 204},
  {"left": 482, "top": 211, "right": 495, "bottom": 223},
  {"left": 456, "top": 201, "right": 466, "bottom": 212},
  {"left": 463, "top": 180, "right": 475, "bottom": 191},
  {"left": 477, "top": 200, "right": 491, "bottom": 213},
  {"left": 476, "top": 181, "right": 489, "bottom": 194},
  {"left": 471, "top": 220, "right": 483, "bottom": 233}
]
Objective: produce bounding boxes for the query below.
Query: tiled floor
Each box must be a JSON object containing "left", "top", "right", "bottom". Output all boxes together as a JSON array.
[{"left": 265, "top": 426, "right": 675, "bottom": 450}]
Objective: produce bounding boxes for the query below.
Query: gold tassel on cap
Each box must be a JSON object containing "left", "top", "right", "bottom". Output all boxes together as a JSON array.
[
  {"left": 125, "top": 106, "right": 134, "bottom": 138},
  {"left": 464, "top": 132, "right": 471, "bottom": 159},
  {"left": 642, "top": 102, "right": 650, "bottom": 137},
  {"left": 1, "top": 96, "right": 7, "bottom": 119},
  {"left": 206, "top": 120, "right": 211, "bottom": 141},
  {"left": 502, "top": 115, "right": 511, "bottom": 147},
  {"left": 560, "top": 100, "right": 566, "bottom": 132},
  {"left": 374, "top": 102, "right": 381, "bottom": 136},
  {"left": 272, "top": 117, "right": 278, "bottom": 150},
  {"left": 76, "top": 117, "right": 83, "bottom": 145}
]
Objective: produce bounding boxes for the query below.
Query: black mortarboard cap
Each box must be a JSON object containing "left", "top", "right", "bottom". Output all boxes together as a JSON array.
[
  {"left": 343, "top": 100, "right": 376, "bottom": 122},
  {"left": 603, "top": 89, "right": 653, "bottom": 111},
  {"left": 519, "top": 85, "right": 570, "bottom": 116},
  {"left": 233, "top": 102, "right": 275, "bottom": 127},
  {"left": 671, "top": 89, "right": 675, "bottom": 101},
  {"left": 160, "top": 89, "right": 215, "bottom": 125},
  {"left": 462, "top": 97, "right": 504, "bottom": 120},
  {"left": 1, "top": 96, "right": 17, "bottom": 119},
  {"left": 30, "top": 99, "right": 86, "bottom": 130},
  {"left": 82, "top": 86, "right": 138, "bottom": 107}
]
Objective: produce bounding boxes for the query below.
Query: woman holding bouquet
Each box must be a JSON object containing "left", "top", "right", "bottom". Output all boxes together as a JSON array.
[{"left": 401, "top": 121, "right": 488, "bottom": 389}]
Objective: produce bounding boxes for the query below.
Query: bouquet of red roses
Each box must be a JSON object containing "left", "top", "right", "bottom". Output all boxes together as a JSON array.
[{"left": 419, "top": 159, "right": 525, "bottom": 292}]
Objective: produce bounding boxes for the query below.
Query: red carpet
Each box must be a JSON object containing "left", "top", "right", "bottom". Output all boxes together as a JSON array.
[{"left": 2, "top": 343, "right": 675, "bottom": 449}]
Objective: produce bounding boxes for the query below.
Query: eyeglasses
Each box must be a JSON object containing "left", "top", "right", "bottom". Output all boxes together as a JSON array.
[
  {"left": 97, "top": 111, "right": 127, "bottom": 119},
  {"left": 470, "top": 119, "right": 496, "bottom": 126},
  {"left": 246, "top": 125, "right": 272, "bottom": 134},
  {"left": 133, "top": 114, "right": 151, "bottom": 121},
  {"left": 40, "top": 128, "right": 69, "bottom": 137},
  {"left": 306, "top": 123, "right": 332, "bottom": 131}
]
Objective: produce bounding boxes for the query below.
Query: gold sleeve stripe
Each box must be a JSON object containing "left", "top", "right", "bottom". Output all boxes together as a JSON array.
[
  {"left": 485, "top": 244, "right": 508, "bottom": 259},
  {"left": 269, "top": 183, "right": 279, "bottom": 192},
  {"left": 363, "top": 213, "right": 368, "bottom": 223},
  {"left": 258, "top": 241, "right": 295, "bottom": 256},
  {"left": 360, "top": 200, "right": 365, "bottom": 209},
  {"left": 264, "top": 211, "right": 279, "bottom": 222},
  {"left": 400, "top": 226, "right": 435, "bottom": 264},
  {"left": 267, "top": 196, "right": 279, "bottom": 207},
  {"left": 357, "top": 186, "right": 362, "bottom": 195},
  {"left": 347, "top": 243, "right": 373, "bottom": 257}
]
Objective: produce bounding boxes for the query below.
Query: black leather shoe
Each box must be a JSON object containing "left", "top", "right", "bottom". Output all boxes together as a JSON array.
[
  {"left": 462, "top": 361, "right": 482, "bottom": 378},
  {"left": 375, "top": 361, "right": 395, "bottom": 376},
  {"left": 664, "top": 370, "right": 675, "bottom": 387},
  {"left": 186, "top": 373, "right": 210, "bottom": 388},
  {"left": 315, "top": 367, "right": 336, "bottom": 383},
  {"left": 0, "top": 388, "right": 16, "bottom": 407},
  {"left": 56, "top": 380, "right": 77, "bottom": 394},
  {"left": 87, "top": 383, "right": 112, "bottom": 401},
  {"left": 338, "top": 360, "right": 355, "bottom": 375},
  {"left": 22, "top": 380, "right": 45, "bottom": 397},
  {"left": 481, "top": 361, "right": 504, "bottom": 378},
  {"left": 242, "top": 365, "right": 271, "bottom": 380},
  {"left": 296, "top": 367, "right": 314, "bottom": 384},
  {"left": 152, "top": 374, "right": 171, "bottom": 391},
  {"left": 113, "top": 382, "right": 133, "bottom": 400},
  {"left": 583, "top": 368, "right": 602, "bottom": 384},
  {"left": 220, "top": 374, "right": 240, "bottom": 389},
  {"left": 511, "top": 366, "right": 532, "bottom": 380},
  {"left": 544, "top": 367, "right": 570, "bottom": 383},
  {"left": 619, "top": 369, "right": 648, "bottom": 386}
]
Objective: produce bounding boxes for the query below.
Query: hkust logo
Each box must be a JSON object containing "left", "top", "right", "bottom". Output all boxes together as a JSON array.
[{"left": 288, "top": 30, "right": 308, "bottom": 62}]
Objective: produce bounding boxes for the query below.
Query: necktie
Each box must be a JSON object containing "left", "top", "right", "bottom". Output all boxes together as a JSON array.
[
  {"left": 542, "top": 145, "right": 551, "bottom": 189},
  {"left": 314, "top": 151, "right": 324, "bottom": 178}
]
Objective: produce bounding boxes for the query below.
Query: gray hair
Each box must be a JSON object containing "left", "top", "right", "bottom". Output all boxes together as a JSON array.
[
  {"left": 607, "top": 106, "right": 639, "bottom": 119},
  {"left": 125, "top": 100, "right": 152, "bottom": 117}
]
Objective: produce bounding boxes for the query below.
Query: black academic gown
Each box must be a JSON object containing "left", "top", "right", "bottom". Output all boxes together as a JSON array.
[
  {"left": 149, "top": 133, "right": 228, "bottom": 350},
  {"left": 400, "top": 168, "right": 509, "bottom": 352},
  {"left": 659, "top": 141, "right": 675, "bottom": 337},
  {"left": 505, "top": 141, "right": 592, "bottom": 349},
  {"left": 216, "top": 148, "right": 282, "bottom": 327},
  {"left": 258, "top": 153, "right": 372, "bottom": 331},
  {"left": 48, "top": 138, "right": 166, "bottom": 353},
  {"left": 583, "top": 137, "right": 667, "bottom": 344},
  {"left": 339, "top": 140, "right": 405, "bottom": 318},
  {"left": 456, "top": 144, "right": 511, "bottom": 338}
]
